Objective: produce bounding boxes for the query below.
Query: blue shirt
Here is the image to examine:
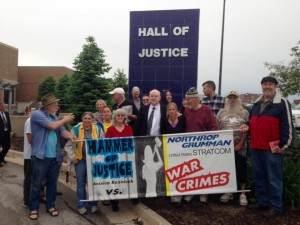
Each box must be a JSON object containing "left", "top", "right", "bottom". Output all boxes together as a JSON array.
[
  {"left": 30, "top": 109, "right": 65, "bottom": 161},
  {"left": 202, "top": 95, "right": 225, "bottom": 116}
]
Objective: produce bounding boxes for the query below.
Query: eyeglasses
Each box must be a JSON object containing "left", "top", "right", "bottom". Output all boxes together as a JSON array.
[{"left": 116, "top": 114, "right": 125, "bottom": 117}]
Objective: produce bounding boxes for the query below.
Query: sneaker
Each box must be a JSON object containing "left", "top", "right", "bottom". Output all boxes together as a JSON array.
[
  {"left": 220, "top": 193, "right": 233, "bottom": 203},
  {"left": 91, "top": 206, "right": 98, "bottom": 213},
  {"left": 239, "top": 194, "right": 248, "bottom": 206},
  {"left": 78, "top": 207, "right": 87, "bottom": 215},
  {"left": 184, "top": 195, "right": 193, "bottom": 202},
  {"left": 200, "top": 194, "right": 208, "bottom": 203}
]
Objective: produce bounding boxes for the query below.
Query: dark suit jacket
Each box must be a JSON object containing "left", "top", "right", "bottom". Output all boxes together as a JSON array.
[
  {"left": 0, "top": 111, "right": 11, "bottom": 134},
  {"left": 134, "top": 103, "right": 167, "bottom": 136}
]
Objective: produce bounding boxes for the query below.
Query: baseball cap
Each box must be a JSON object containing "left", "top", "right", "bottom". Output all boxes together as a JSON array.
[
  {"left": 109, "top": 87, "right": 125, "bottom": 95},
  {"left": 260, "top": 76, "right": 278, "bottom": 85},
  {"left": 226, "top": 90, "right": 240, "bottom": 98}
]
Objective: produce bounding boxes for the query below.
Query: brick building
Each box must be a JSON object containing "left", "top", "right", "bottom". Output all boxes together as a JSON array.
[
  {"left": 17, "top": 66, "right": 74, "bottom": 102},
  {"left": 0, "top": 42, "right": 73, "bottom": 114}
]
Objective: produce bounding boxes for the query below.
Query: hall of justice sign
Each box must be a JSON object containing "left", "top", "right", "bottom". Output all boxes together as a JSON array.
[
  {"left": 84, "top": 130, "right": 237, "bottom": 201},
  {"left": 138, "top": 26, "right": 190, "bottom": 57}
]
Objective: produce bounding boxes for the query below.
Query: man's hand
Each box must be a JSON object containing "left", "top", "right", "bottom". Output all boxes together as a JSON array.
[
  {"left": 63, "top": 113, "right": 75, "bottom": 123},
  {"left": 271, "top": 146, "right": 285, "bottom": 154},
  {"left": 240, "top": 124, "right": 249, "bottom": 133}
]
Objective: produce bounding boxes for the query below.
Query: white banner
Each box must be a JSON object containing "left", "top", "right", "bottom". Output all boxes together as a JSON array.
[{"left": 85, "top": 130, "right": 237, "bottom": 201}]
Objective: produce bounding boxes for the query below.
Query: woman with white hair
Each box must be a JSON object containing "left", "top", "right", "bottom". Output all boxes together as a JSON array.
[{"left": 105, "top": 108, "right": 134, "bottom": 211}]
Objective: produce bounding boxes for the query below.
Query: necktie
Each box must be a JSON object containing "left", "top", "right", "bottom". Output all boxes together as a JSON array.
[
  {"left": 1, "top": 112, "right": 8, "bottom": 130},
  {"left": 146, "top": 107, "right": 155, "bottom": 135}
]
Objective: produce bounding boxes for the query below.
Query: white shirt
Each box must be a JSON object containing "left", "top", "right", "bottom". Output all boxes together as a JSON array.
[
  {"left": 148, "top": 104, "right": 161, "bottom": 135},
  {"left": 23, "top": 118, "right": 32, "bottom": 159}
]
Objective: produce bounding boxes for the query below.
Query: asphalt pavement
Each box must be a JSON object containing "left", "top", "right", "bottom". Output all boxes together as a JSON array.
[{"left": 1, "top": 150, "right": 171, "bottom": 225}]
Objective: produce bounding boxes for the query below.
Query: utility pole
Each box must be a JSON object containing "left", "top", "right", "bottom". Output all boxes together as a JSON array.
[{"left": 218, "top": 0, "right": 226, "bottom": 95}]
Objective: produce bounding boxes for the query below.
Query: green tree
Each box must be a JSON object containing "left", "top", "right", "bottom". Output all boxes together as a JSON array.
[
  {"left": 265, "top": 41, "right": 300, "bottom": 97},
  {"left": 68, "top": 36, "right": 112, "bottom": 120},
  {"left": 55, "top": 74, "right": 71, "bottom": 111},
  {"left": 37, "top": 76, "right": 57, "bottom": 101},
  {"left": 112, "top": 68, "right": 128, "bottom": 97}
]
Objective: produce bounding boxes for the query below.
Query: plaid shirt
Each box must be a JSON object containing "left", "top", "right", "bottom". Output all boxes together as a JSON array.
[{"left": 202, "top": 95, "right": 225, "bottom": 116}]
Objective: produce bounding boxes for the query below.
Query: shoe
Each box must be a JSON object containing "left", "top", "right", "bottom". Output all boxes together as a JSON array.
[
  {"left": 172, "top": 202, "right": 182, "bottom": 208},
  {"left": 131, "top": 199, "right": 139, "bottom": 205},
  {"left": 239, "top": 194, "right": 248, "bottom": 206},
  {"left": 263, "top": 208, "right": 281, "bottom": 218},
  {"left": 220, "top": 193, "right": 234, "bottom": 203},
  {"left": 0, "top": 163, "right": 2, "bottom": 167},
  {"left": 78, "top": 207, "right": 87, "bottom": 215},
  {"left": 200, "top": 194, "right": 208, "bottom": 203},
  {"left": 91, "top": 206, "right": 98, "bottom": 213},
  {"left": 184, "top": 195, "right": 193, "bottom": 202},
  {"left": 101, "top": 200, "right": 110, "bottom": 206},
  {"left": 248, "top": 203, "right": 270, "bottom": 211},
  {"left": 39, "top": 198, "right": 46, "bottom": 204}
]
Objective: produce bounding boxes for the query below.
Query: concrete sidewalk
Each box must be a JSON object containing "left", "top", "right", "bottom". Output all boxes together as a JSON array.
[{"left": 6, "top": 150, "right": 171, "bottom": 225}]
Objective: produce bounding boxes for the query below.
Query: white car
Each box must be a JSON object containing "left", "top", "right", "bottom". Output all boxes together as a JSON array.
[{"left": 292, "top": 109, "right": 300, "bottom": 130}]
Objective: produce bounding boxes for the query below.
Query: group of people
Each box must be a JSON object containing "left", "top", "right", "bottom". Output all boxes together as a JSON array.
[{"left": 0, "top": 75, "right": 292, "bottom": 221}]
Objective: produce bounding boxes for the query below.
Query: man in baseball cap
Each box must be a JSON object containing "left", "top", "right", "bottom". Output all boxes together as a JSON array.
[
  {"left": 260, "top": 76, "right": 278, "bottom": 85},
  {"left": 109, "top": 88, "right": 125, "bottom": 95},
  {"left": 247, "top": 76, "right": 293, "bottom": 218}
]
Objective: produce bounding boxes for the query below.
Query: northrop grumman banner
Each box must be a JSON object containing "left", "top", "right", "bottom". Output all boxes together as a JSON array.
[{"left": 85, "top": 130, "right": 237, "bottom": 201}]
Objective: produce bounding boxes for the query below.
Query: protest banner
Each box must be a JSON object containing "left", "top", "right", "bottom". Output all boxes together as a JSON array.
[{"left": 85, "top": 130, "right": 236, "bottom": 201}]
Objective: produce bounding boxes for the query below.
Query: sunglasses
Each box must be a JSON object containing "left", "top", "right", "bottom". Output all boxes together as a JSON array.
[
  {"left": 142, "top": 99, "right": 149, "bottom": 101},
  {"left": 116, "top": 114, "right": 125, "bottom": 117}
]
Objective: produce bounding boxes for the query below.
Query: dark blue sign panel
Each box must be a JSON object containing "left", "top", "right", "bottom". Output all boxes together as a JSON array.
[{"left": 129, "top": 9, "right": 200, "bottom": 105}]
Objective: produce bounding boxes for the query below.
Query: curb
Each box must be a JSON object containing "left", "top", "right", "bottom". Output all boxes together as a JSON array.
[{"left": 6, "top": 150, "right": 171, "bottom": 225}]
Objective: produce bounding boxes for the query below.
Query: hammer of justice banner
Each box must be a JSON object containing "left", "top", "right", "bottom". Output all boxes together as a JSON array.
[{"left": 85, "top": 130, "right": 237, "bottom": 201}]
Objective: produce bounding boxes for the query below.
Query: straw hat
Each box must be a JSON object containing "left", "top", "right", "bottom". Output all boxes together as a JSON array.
[{"left": 41, "top": 93, "right": 60, "bottom": 108}]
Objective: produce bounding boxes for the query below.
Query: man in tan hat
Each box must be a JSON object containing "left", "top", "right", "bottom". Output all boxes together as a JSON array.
[
  {"left": 28, "top": 93, "right": 76, "bottom": 220},
  {"left": 216, "top": 90, "right": 249, "bottom": 206}
]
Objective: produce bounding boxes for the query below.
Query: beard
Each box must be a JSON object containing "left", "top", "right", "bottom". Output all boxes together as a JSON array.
[{"left": 224, "top": 98, "right": 243, "bottom": 115}]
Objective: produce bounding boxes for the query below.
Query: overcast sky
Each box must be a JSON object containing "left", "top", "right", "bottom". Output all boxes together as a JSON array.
[{"left": 1, "top": 0, "right": 300, "bottom": 96}]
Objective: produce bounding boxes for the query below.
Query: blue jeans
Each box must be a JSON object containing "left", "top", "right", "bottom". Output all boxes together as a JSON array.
[
  {"left": 251, "top": 149, "right": 284, "bottom": 211},
  {"left": 29, "top": 156, "right": 60, "bottom": 211},
  {"left": 75, "top": 159, "right": 98, "bottom": 209}
]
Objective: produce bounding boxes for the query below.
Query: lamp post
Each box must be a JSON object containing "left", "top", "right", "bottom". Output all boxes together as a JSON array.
[{"left": 218, "top": 0, "right": 226, "bottom": 95}]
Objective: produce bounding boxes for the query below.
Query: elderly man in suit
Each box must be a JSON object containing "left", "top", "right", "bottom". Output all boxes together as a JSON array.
[
  {"left": 0, "top": 102, "right": 11, "bottom": 167},
  {"left": 135, "top": 89, "right": 166, "bottom": 136}
]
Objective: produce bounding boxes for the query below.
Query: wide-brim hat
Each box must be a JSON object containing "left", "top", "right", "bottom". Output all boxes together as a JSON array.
[{"left": 41, "top": 93, "right": 60, "bottom": 108}]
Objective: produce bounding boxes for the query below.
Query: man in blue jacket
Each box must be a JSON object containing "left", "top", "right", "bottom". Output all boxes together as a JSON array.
[{"left": 248, "top": 76, "right": 293, "bottom": 218}]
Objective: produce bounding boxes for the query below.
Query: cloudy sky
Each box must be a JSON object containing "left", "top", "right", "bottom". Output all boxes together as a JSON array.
[{"left": 1, "top": 0, "right": 300, "bottom": 96}]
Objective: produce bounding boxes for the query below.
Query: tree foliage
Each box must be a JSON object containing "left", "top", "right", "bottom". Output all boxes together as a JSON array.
[
  {"left": 265, "top": 41, "right": 300, "bottom": 97},
  {"left": 37, "top": 76, "right": 57, "bottom": 101},
  {"left": 55, "top": 74, "right": 71, "bottom": 111},
  {"left": 112, "top": 68, "right": 128, "bottom": 96},
  {"left": 68, "top": 36, "right": 112, "bottom": 120}
]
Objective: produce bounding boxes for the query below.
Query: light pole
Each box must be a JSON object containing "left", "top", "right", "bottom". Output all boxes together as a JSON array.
[{"left": 218, "top": 0, "right": 226, "bottom": 95}]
